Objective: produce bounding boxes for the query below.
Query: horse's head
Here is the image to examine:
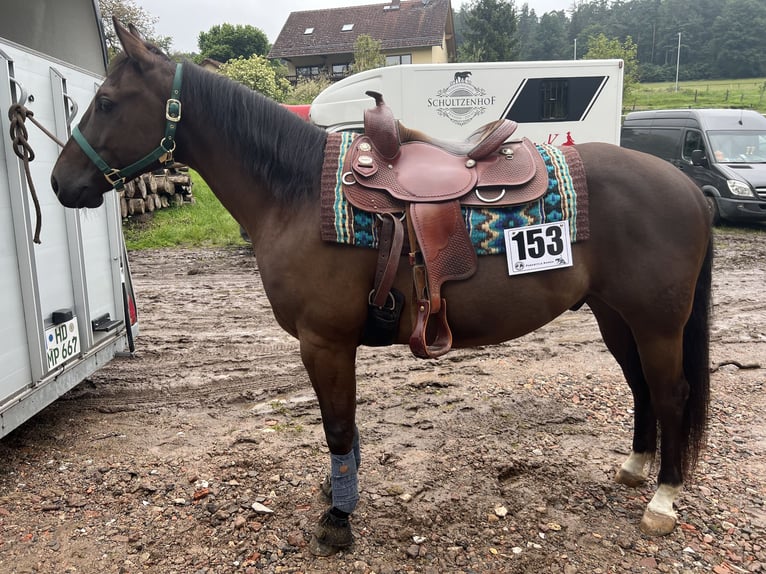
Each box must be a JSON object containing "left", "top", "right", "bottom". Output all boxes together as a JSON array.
[{"left": 51, "top": 18, "right": 178, "bottom": 208}]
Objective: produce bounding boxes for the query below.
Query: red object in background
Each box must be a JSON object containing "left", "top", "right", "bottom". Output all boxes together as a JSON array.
[
  {"left": 282, "top": 104, "right": 311, "bottom": 121},
  {"left": 562, "top": 131, "right": 576, "bottom": 146}
]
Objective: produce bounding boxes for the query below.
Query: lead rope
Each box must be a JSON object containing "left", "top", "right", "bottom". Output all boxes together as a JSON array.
[{"left": 7, "top": 103, "right": 66, "bottom": 244}]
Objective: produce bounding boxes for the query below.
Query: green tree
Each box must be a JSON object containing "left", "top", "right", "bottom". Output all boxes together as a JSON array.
[
  {"left": 198, "top": 24, "right": 270, "bottom": 63},
  {"left": 458, "top": 0, "right": 517, "bottom": 62},
  {"left": 516, "top": 4, "right": 541, "bottom": 61},
  {"left": 711, "top": 0, "right": 766, "bottom": 78},
  {"left": 584, "top": 33, "right": 639, "bottom": 100},
  {"left": 98, "top": 0, "right": 172, "bottom": 57},
  {"left": 452, "top": 6, "right": 468, "bottom": 48},
  {"left": 219, "top": 55, "right": 291, "bottom": 102},
  {"left": 654, "top": 0, "right": 723, "bottom": 79},
  {"left": 351, "top": 34, "right": 385, "bottom": 73},
  {"left": 530, "top": 10, "right": 570, "bottom": 60}
]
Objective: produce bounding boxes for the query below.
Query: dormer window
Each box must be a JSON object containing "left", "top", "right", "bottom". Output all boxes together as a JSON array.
[
  {"left": 341, "top": 23, "right": 354, "bottom": 32},
  {"left": 304, "top": 27, "right": 314, "bottom": 35}
]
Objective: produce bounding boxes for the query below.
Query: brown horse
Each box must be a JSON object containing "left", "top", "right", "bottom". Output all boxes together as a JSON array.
[{"left": 51, "top": 21, "right": 713, "bottom": 555}]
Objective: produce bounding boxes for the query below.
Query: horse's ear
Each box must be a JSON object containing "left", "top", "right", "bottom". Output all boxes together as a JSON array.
[
  {"left": 128, "top": 23, "right": 146, "bottom": 41},
  {"left": 113, "top": 17, "right": 153, "bottom": 64}
]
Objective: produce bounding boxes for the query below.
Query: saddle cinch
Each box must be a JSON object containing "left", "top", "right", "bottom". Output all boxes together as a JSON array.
[{"left": 341, "top": 91, "right": 549, "bottom": 359}]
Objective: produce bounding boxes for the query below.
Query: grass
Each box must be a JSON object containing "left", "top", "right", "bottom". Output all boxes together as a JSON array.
[
  {"left": 123, "top": 171, "right": 244, "bottom": 250},
  {"left": 626, "top": 77, "right": 766, "bottom": 114}
]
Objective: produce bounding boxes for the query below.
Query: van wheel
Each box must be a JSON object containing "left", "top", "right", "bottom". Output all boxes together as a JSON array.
[{"left": 704, "top": 196, "right": 721, "bottom": 226}]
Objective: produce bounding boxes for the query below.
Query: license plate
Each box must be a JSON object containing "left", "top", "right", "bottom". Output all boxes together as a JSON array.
[{"left": 45, "top": 317, "right": 80, "bottom": 370}]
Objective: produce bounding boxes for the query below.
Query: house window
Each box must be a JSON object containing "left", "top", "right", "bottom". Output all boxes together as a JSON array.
[
  {"left": 296, "top": 65, "right": 321, "bottom": 78},
  {"left": 331, "top": 63, "right": 350, "bottom": 78},
  {"left": 341, "top": 23, "right": 354, "bottom": 32},
  {"left": 385, "top": 54, "right": 412, "bottom": 66},
  {"left": 304, "top": 27, "right": 314, "bottom": 35},
  {"left": 540, "top": 79, "right": 568, "bottom": 120}
]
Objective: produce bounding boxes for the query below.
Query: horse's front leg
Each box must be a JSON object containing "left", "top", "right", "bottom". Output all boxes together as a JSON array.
[{"left": 300, "top": 336, "right": 359, "bottom": 555}]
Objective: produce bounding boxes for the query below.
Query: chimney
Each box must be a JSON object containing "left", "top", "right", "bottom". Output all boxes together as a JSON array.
[{"left": 390, "top": 0, "right": 400, "bottom": 9}]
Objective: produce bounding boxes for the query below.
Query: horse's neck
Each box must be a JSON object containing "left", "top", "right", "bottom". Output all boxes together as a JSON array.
[{"left": 175, "top": 69, "right": 326, "bottom": 237}]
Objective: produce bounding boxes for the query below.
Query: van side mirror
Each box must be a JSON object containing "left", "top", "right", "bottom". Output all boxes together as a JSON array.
[{"left": 691, "top": 149, "right": 708, "bottom": 167}]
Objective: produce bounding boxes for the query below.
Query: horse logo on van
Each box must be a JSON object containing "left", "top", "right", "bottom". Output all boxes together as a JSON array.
[
  {"left": 454, "top": 71, "right": 472, "bottom": 83},
  {"left": 428, "top": 74, "right": 497, "bottom": 126}
]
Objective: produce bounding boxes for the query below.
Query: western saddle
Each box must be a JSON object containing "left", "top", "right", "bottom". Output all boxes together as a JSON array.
[{"left": 341, "top": 91, "right": 548, "bottom": 358}]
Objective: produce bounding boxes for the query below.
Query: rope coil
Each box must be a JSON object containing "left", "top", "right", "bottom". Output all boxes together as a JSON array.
[{"left": 7, "top": 103, "right": 66, "bottom": 244}]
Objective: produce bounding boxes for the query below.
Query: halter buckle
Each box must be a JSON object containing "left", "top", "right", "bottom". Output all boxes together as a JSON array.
[
  {"left": 104, "top": 168, "right": 125, "bottom": 189},
  {"left": 166, "top": 98, "right": 182, "bottom": 122}
]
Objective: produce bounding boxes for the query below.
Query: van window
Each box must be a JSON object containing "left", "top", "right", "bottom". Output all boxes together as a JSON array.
[
  {"left": 708, "top": 130, "right": 766, "bottom": 163},
  {"left": 682, "top": 130, "right": 705, "bottom": 160},
  {"left": 621, "top": 126, "right": 682, "bottom": 160},
  {"left": 540, "top": 80, "right": 568, "bottom": 120}
]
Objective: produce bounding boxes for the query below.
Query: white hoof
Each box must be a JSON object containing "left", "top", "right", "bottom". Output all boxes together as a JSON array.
[
  {"left": 616, "top": 451, "right": 653, "bottom": 487},
  {"left": 615, "top": 468, "right": 646, "bottom": 488},
  {"left": 640, "top": 483, "right": 681, "bottom": 536},
  {"left": 639, "top": 508, "right": 677, "bottom": 536}
]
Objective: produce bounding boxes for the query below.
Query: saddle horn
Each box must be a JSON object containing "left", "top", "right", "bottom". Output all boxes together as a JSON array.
[{"left": 363, "top": 91, "right": 400, "bottom": 160}]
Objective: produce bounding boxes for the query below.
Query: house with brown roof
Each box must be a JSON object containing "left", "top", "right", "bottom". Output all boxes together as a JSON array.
[{"left": 268, "top": 0, "right": 456, "bottom": 83}]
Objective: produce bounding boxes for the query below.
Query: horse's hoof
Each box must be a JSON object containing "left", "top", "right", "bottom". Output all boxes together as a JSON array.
[
  {"left": 615, "top": 468, "right": 646, "bottom": 488},
  {"left": 310, "top": 509, "right": 353, "bottom": 556},
  {"left": 309, "top": 535, "right": 340, "bottom": 557},
  {"left": 639, "top": 508, "right": 676, "bottom": 536}
]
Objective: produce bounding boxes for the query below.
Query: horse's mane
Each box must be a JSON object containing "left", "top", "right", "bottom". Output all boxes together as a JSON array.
[{"left": 181, "top": 62, "right": 328, "bottom": 203}]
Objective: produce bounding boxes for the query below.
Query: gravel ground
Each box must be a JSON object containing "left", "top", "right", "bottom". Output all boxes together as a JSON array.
[{"left": 0, "top": 226, "right": 764, "bottom": 574}]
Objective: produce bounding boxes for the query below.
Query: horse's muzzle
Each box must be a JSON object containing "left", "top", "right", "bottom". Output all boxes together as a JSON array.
[{"left": 50, "top": 174, "right": 105, "bottom": 209}]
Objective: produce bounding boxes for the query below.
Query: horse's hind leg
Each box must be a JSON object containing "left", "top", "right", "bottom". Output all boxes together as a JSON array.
[
  {"left": 629, "top": 327, "right": 691, "bottom": 536},
  {"left": 592, "top": 299, "right": 692, "bottom": 534},
  {"left": 589, "top": 300, "right": 656, "bottom": 487},
  {"left": 299, "top": 338, "right": 359, "bottom": 555}
]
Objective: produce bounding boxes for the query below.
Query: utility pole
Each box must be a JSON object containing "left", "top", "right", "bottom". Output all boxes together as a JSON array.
[{"left": 675, "top": 32, "right": 681, "bottom": 92}]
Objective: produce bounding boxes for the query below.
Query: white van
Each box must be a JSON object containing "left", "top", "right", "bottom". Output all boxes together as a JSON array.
[{"left": 1, "top": 0, "right": 138, "bottom": 438}]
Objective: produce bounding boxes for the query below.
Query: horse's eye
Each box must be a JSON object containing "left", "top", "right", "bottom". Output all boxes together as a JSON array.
[{"left": 96, "top": 97, "right": 114, "bottom": 113}]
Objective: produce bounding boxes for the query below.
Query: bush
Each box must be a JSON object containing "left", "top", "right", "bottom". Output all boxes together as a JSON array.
[
  {"left": 638, "top": 63, "right": 673, "bottom": 83},
  {"left": 219, "top": 55, "right": 291, "bottom": 102},
  {"left": 285, "top": 77, "right": 332, "bottom": 105}
]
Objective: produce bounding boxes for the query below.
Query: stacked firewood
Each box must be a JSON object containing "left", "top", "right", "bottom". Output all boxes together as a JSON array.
[{"left": 119, "top": 164, "right": 193, "bottom": 218}]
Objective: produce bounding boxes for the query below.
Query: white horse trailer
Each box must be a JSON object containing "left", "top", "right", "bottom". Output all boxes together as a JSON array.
[
  {"left": 0, "top": 0, "right": 137, "bottom": 439},
  {"left": 310, "top": 59, "right": 624, "bottom": 145}
]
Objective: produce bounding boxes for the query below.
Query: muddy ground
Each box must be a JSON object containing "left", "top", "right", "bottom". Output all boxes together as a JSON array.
[{"left": 1, "top": 227, "right": 764, "bottom": 574}]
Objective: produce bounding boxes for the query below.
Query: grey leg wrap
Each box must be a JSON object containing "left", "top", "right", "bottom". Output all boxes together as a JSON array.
[{"left": 330, "top": 449, "right": 359, "bottom": 514}]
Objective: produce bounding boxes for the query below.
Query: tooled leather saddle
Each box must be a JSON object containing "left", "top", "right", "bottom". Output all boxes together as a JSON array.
[{"left": 341, "top": 91, "right": 549, "bottom": 358}]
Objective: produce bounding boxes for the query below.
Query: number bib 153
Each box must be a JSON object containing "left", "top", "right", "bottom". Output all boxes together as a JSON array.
[{"left": 504, "top": 221, "right": 573, "bottom": 276}]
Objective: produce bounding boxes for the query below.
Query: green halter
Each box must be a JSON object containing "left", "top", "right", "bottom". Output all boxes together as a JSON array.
[{"left": 72, "top": 63, "right": 183, "bottom": 191}]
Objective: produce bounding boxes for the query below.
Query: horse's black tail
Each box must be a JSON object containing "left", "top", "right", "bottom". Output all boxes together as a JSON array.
[{"left": 681, "top": 236, "right": 713, "bottom": 478}]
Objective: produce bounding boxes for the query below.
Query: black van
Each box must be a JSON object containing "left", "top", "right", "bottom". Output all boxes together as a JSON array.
[{"left": 620, "top": 109, "right": 766, "bottom": 224}]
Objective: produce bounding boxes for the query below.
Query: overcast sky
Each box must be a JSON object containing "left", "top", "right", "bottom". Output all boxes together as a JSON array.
[{"left": 133, "top": 0, "right": 576, "bottom": 54}]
